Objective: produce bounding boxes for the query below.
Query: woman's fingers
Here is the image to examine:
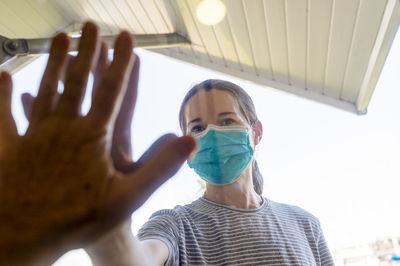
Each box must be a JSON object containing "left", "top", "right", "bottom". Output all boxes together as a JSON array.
[
  {"left": 22, "top": 93, "right": 63, "bottom": 123},
  {"left": 55, "top": 22, "right": 100, "bottom": 116},
  {"left": 133, "top": 136, "right": 196, "bottom": 194},
  {"left": 115, "top": 54, "right": 140, "bottom": 131},
  {"left": 136, "top": 133, "right": 177, "bottom": 166},
  {"left": 113, "top": 134, "right": 177, "bottom": 173},
  {"left": 21, "top": 93, "right": 34, "bottom": 122},
  {"left": 60, "top": 54, "right": 75, "bottom": 84},
  {"left": 92, "top": 42, "right": 109, "bottom": 96},
  {"left": 108, "top": 135, "right": 196, "bottom": 215},
  {"left": 29, "top": 33, "right": 69, "bottom": 124},
  {"left": 110, "top": 55, "right": 140, "bottom": 164},
  {"left": 87, "top": 32, "right": 133, "bottom": 127},
  {"left": 0, "top": 72, "right": 17, "bottom": 140}
]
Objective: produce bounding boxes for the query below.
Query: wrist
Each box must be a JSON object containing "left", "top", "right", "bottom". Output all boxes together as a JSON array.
[{"left": 85, "top": 220, "right": 135, "bottom": 265}]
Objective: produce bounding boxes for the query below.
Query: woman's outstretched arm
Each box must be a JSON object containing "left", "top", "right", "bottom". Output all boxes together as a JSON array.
[{"left": 86, "top": 221, "right": 169, "bottom": 266}]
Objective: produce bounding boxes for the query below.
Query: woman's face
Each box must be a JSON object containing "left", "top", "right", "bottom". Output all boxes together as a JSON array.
[{"left": 184, "top": 89, "right": 250, "bottom": 135}]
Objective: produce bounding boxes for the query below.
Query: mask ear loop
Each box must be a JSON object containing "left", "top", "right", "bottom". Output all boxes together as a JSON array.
[{"left": 249, "top": 120, "right": 260, "bottom": 157}]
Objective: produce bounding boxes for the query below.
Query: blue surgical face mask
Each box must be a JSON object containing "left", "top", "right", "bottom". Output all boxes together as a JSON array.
[{"left": 187, "top": 124, "right": 254, "bottom": 185}]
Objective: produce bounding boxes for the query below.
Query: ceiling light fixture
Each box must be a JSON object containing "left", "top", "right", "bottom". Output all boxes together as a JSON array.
[
  {"left": 67, "top": 30, "right": 82, "bottom": 38},
  {"left": 196, "top": 0, "right": 226, "bottom": 26}
]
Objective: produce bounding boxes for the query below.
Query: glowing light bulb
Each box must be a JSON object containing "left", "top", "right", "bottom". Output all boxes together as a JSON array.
[
  {"left": 67, "top": 31, "right": 82, "bottom": 38},
  {"left": 196, "top": 0, "right": 227, "bottom": 26}
]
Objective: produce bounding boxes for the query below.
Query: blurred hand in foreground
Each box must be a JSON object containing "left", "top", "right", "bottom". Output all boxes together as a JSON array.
[
  {"left": 21, "top": 40, "right": 139, "bottom": 173},
  {"left": 0, "top": 22, "right": 196, "bottom": 265}
]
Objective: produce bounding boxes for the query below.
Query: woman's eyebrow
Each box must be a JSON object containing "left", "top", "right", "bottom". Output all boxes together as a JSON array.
[
  {"left": 188, "top": 112, "right": 235, "bottom": 125},
  {"left": 218, "top": 112, "right": 236, "bottom": 117},
  {"left": 188, "top": 118, "right": 201, "bottom": 125}
]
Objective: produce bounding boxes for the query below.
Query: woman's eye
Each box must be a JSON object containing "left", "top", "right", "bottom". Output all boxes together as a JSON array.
[
  {"left": 221, "top": 118, "right": 234, "bottom": 126},
  {"left": 191, "top": 125, "right": 205, "bottom": 133}
]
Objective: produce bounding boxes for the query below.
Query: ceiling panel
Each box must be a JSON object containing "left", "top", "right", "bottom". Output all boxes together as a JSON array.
[
  {"left": 112, "top": 0, "right": 146, "bottom": 33},
  {"left": 185, "top": 0, "right": 227, "bottom": 67},
  {"left": 307, "top": 0, "right": 332, "bottom": 95},
  {"left": 0, "top": 0, "right": 398, "bottom": 114},
  {"left": 211, "top": 17, "right": 242, "bottom": 71},
  {"left": 99, "top": 0, "right": 134, "bottom": 32},
  {"left": 242, "top": 1, "right": 273, "bottom": 80},
  {"left": 286, "top": 0, "right": 307, "bottom": 89},
  {"left": 324, "top": 0, "right": 360, "bottom": 99},
  {"left": 0, "top": 0, "right": 42, "bottom": 38},
  {"left": 342, "top": 0, "right": 389, "bottom": 102},
  {"left": 262, "top": 0, "right": 290, "bottom": 85},
  {"left": 173, "top": 0, "right": 208, "bottom": 61},
  {"left": 356, "top": 0, "right": 400, "bottom": 111},
  {"left": 224, "top": 0, "right": 257, "bottom": 74}
]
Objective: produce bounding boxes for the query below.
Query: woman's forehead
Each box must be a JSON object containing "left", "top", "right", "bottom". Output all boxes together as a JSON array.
[{"left": 184, "top": 89, "right": 242, "bottom": 120}]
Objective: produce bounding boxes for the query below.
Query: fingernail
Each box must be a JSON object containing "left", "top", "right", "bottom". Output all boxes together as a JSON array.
[
  {"left": 53, "top": 33, "right": 68, "bottom": 45},
  {"left": 0, "top": 71, "right": 11, "bottom": 82},
  {"left": 115, "top": 32, "right": 133, "bottom": 52},
  {"left": 119, "top": 31, "right": 131, "bottom": 42},
  {"left": 82, "top": 21, "right": 96, "bottom": 34},
  {"left": 83, "top": 21, "right": 90, "bottom": 31}
]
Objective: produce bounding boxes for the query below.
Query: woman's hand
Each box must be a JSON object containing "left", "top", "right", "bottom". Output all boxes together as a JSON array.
[
  {"left": 0, "top": 22, "right": 196, "bottom": 265},
  {"left": 21, "top": 38, "right": 140, "bottom": 173}
]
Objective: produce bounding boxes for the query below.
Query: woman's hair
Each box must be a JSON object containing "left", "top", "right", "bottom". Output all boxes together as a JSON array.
[{"left": 178, "top": 79, "right": 264, "bottom": 195}]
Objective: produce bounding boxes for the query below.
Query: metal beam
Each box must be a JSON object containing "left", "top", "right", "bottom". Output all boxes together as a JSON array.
[
  {"left": 0, "top": 55, "right": 41, "bottom": 75},
  {"left": 0, "top": 33, "right": 190, "bottom": 71}
]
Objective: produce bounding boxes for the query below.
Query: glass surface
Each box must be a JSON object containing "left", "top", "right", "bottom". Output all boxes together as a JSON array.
[{"left": 9, "top": 30, "right": 400, "bottom": 264}]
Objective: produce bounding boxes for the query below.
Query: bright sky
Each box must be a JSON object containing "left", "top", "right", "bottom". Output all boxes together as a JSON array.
[{"left": 10, "top": 29, "right": 400, "bottom": 265}]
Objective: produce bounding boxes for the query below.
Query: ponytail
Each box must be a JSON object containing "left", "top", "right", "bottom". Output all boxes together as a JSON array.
[{"left": 252, "top": 160, "right": 263, "bottom": 195}]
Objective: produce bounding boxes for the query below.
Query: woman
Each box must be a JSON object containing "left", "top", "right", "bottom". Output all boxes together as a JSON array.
[{"left": 135, "top": 79, "right": 335, "bottom": 265}]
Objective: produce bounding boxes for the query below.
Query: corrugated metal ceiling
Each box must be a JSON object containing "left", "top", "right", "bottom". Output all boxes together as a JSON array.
[{"left": 0, "top": 0, "right": 399, "bottom": 114}]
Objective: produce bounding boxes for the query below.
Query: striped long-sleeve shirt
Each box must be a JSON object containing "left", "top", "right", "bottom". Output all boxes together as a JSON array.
[{"left": 137, "top": 197, "right": 335, "bottom": 266}]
